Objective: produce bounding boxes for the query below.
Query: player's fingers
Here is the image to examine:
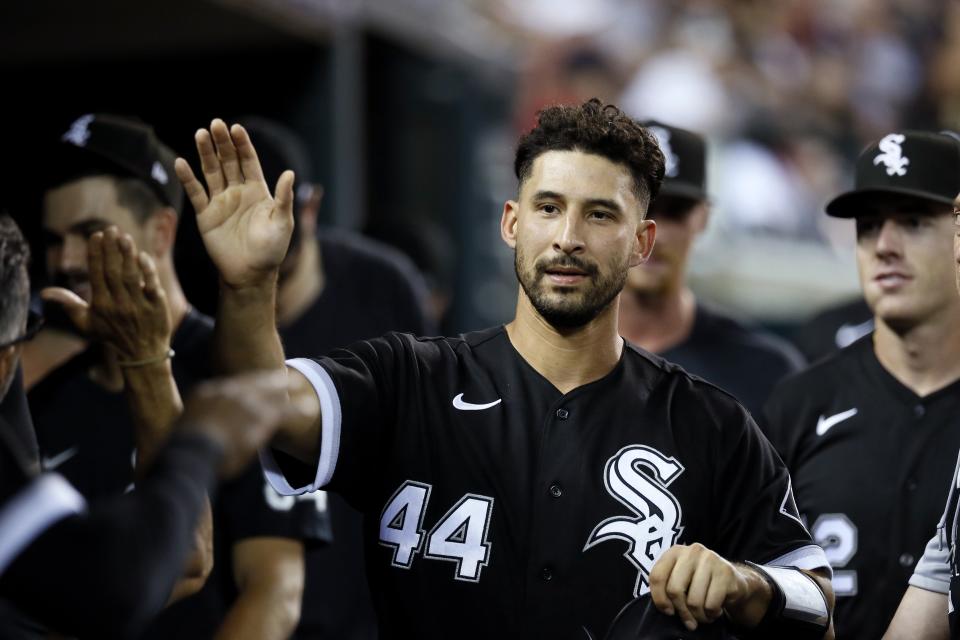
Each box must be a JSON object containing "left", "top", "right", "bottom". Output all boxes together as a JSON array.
[
  {"left": 195, "top": 128, "right": 226, "bottom": 197},
  {"left": 211, "top": 118, "right": 243, "bottom": 185},
  {"left": 139, "top": 251, "right": 164, "bottom": 304},
  {"left": 685, "top": 554, "right": 715, "bottom": 624},
  {"left": 230, "top": 124, "right": 265, "bottom": 184},
  {"left": 664, "top": 552, "right": 698, "bottom": 631},
  {"left": 119, "top": 234, "right": 143, "bottom": 301},
  {"left": 649, "top": 548, "right": 679, "bottom": 616},
  {"left": 703, "top": 572, "right": 728, "bottom": 623},
  {"left": 40, "top": 287, "right": 90, "bottom": 334},
  {"left": 87, "top": 231, "right": 108, "bottom": 309},
  {"left": 175, "top": 157, "right": 210, "bottom": 214},
  {"left": 101, "top": 227, "right": 129, "bottom": 304},
  {"left": 274, "top": 170, "right": 296, "bottom": 221}
]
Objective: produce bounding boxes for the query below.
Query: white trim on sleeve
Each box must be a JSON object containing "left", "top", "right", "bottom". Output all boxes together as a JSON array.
[
  {"left": 0, "top": 473, "right": 86, "bottom": 576},
  {"left": 259, "top": 358, "right": 343, "bottom": 496},
  {"left": 768, "top": 544, "right": 833, "bottom": 578}
]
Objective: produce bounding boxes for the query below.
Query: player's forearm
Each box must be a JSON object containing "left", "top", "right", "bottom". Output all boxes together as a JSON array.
[
  {"left": 167, "top": 499, "right": 214, "bottom": 605},
  {"left": 215, "top": 278, "right": 286, "bottom": 375},
  {"left": 214, "top": 580, "right": 303, "bottom": 640},
  {"left": 883, "top": 586, "right": 949, "bottom": 640},
  {"left": 121, "top": 358, "right": 183, "bottom": 473}
]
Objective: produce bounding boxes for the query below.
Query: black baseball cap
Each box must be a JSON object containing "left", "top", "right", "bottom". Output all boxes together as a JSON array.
[
  {"left": 642, "top": 120, "right": 707, "bottom": 202},
  {"left": 52, "top": 114, "right": 184, "bottom": 214},
  {"left": 825, "top": 130, "right": 960, "bottom": 218}
]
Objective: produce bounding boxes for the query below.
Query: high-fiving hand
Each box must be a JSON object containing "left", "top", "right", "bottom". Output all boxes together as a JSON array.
[
  {"left": 174, "top": 119, "right": 295, "bottom": 290},
  {"left": 41, "top": 227, "right": 171, "bottom": 362}
]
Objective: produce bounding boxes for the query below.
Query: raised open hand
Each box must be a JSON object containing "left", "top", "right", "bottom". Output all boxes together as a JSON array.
[
  {"left": 174, "top": 119, "right": 295, "bottom": 289},
  {"left": 41, "top": 227, "right": 171, "bottom": 362}
]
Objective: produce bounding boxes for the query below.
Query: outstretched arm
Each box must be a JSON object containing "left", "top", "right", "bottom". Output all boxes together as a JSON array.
[
  {"left": 41, "top": 228, "right": 212, "bottom": 601},
  {"left": 175, "top": 120, "right": 320, "bottom": 463},
  {"left": 883, "top": 586, "right": 948, "bottom": 640}
]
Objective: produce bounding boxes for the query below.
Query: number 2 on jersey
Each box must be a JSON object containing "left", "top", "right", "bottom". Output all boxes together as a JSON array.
[
  {"left": 811, "top": 513, "right": 858, "bottom": 596},
  {"left": 379, "top": 480, "right": 494, "bottom": 582}
]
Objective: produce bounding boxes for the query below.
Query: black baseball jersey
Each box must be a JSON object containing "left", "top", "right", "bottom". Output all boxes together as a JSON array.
[
  {"left": 659, "top": 304, "right": 805, "bottom": 419},
  {"left": 282, "top": 230, "right": 432, "bottom": 640},
  {"left": 0, "top": 370, "right": 80, "bottom": 639},
  {"left": 30, "top": 309, "right": 215, "bottom": 498},
  {"left": 263, "top": 326, "right": 827, "bottom": 639},
  {"left": 762, "top": 334, "right": 960, "bottom": 640}
]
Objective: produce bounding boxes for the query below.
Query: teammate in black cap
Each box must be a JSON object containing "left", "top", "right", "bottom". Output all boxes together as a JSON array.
[
  {"left": 28, "top": 114, "right": 331, "bottom": 638},
  {"left": 175, "top": 100, "right": 834, "bottom": 639},
  {"left": 618, "top": 121, "right": 805, "bottom": 419},
  {"left": 763, "top": 131, "right": 960, "bottom": 639}
]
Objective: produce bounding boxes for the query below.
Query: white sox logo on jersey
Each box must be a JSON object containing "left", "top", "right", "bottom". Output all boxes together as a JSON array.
[
  {"left": 584, "top": 445, "right": 685, "bottom": 597},
  {"left": 873, "top": 133, "right": 910, "bottom": 176}
]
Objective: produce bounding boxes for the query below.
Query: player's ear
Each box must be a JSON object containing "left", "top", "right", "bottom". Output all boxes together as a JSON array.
[
  {"left": 501, "top": 200, "right": 519, "bottom": 250},
  {"left": 691, "top": 201, "right": 710, "bottom": 235},
  {"left": 630, "top": 217, "right": 656, "bottom": 267},
  {"left": 146, "top": 207, "right": 179, "bottom": 257}
]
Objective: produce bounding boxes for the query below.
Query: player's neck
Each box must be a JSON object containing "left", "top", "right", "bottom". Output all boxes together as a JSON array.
[
  {"left": 618, "top": 286, "right": 696, "bottom": 353},
  {"left": 506, "top": 290, "right": 624, "bottom": 395},
  {"left": 277, "top": 237, "right": 324, "bottom": 328},
  {"left": 873, "top": 308, "right": 960, "bottom": 397}
]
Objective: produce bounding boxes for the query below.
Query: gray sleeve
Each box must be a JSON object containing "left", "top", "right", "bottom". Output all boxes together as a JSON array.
[{"left": 909, "top": 532, "right": 951, "bottom": 594}]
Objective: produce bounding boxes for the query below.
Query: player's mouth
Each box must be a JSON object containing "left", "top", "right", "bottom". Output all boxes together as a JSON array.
[
  {"left": 874, "top": 270, "right": 912, "bottom": 290},
  {"left": 544, "top": 266, "right": 590, "bottom": 285}
]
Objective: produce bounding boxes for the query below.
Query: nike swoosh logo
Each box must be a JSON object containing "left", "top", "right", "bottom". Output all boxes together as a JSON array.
[
  {"left": 42, "top": 446, "right": 78, "bottom": 470},
  {"left": 816, "top": 408, "right": 858, "bottom": 436},
  {"left": 452, "top": 393, "right": 501, "bottom": 411},
  {"left": 835, "top": 319, "right": 874, "bottom": 348}
]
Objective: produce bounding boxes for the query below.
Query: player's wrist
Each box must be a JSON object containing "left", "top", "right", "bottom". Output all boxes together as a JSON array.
[
  {"left": 724, "top": 563, "right": 773, "bottom": 627},
  {"left": 218, "top": 270, "right": 278, "bottom": 296}
]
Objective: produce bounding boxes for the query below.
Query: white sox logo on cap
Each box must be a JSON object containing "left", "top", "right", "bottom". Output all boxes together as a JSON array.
[
  {"left": 648, "top": 125, "right": 679, "bottom": 179},
  {"left": 873, "top": 133, "right": 910, "bottom": 177},
  {"left": 62, "top": 114, "right": 95, "bottom": 148}
]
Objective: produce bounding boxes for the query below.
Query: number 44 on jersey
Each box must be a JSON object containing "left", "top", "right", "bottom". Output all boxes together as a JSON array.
[{"left": 379, "top": 480, "right": 495, "bottom": 582}]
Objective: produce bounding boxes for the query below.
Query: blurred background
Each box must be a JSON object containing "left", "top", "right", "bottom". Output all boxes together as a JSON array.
[{"left": 2, "top": 0, "right": 957, "bottom": 337}]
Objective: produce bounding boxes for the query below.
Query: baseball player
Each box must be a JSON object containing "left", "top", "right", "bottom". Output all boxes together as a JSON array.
[
  {"left": 618, "top": 120, "right": 805, "bottom": 419},
  {"left": 175, "top": 99, "right": 834, "bottom": 639},
  {"left": 763, "top": 131, "right": 960, "bottom": 639}
]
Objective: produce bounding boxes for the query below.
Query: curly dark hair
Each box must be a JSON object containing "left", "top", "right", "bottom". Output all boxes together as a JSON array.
[
  {"left": 0, "top": 213, "right": 30, "bottom": 343},
  {"left": 514, "top": 98, "right": 666, "bottom": 206}
]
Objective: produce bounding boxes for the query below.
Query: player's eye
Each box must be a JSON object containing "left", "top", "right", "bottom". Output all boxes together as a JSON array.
[
  {"left": 589, "top": 210, "right": 612, "bottom": 221},
  {"left": 953, "top": 209, "right": 960, "bottom": 227},
  {"left": 540, "top": 204, "right": 560, "bottom": 215}
]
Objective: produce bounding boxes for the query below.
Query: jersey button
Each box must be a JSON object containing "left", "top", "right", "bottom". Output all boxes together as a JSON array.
[
  {"left": 914, "top": 404, "right": 926, "bottom": 418},
  {"left": 540, "top": 566, "right": 554, "bottom": 581},
  {"left": 899, "top": 553, "right": 915, "bottom": 568},
  {"left": 549, "top": 483, "right": 563, "bottom": 498},
  {"left": 907, "top": 478, "right": 919, "bottom": 492},
  {"left": 556, "top": 408, "right": 569, "bottom": 420}
]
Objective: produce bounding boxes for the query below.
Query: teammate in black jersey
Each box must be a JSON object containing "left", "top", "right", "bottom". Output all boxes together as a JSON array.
[
  {"left": 618, "top": 120, "right": 805, "bottom": 418},
  {"left": 763, "top": 131, "right": 960, "bottom": 640},
  {"left": 175, "top": 99, "right": 834, "bottom": 639}
]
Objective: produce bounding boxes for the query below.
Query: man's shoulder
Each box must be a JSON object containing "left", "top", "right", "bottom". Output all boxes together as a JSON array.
[
  {"left": 623, "top": 341, "right": 751, "bottom": 425},
  {"left": 693, "top": 305, "right": 805, "bottom": 371},
  {"left": 768, "top": 334, "right": 869, "bottom": 406},
  {"left": 320, "top": 229, "right": 425, "bottom": 288}
]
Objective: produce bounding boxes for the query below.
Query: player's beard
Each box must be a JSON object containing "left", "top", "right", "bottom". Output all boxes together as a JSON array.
[{"left": 515, "top": 246, "right": 628, "bottom": 329}]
